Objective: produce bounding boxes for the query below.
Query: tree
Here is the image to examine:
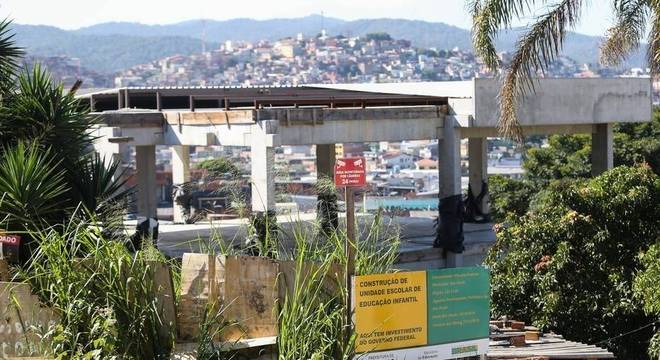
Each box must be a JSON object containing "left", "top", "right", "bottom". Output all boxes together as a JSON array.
[
  {"left": 634, "top": 243, "right": 660, "bottom": 358},
  {"left": 0, "top": 20, "right": 129, "bottom": 261},
  {"left": 523, "top": 134, "right": 592, "bottom": 182},
  {"left": 489, "top": 111, "right": 660, "bottom": 221},
  {"left": 470, "top": 0, "right": 659, "bottom": 142},
  {"left": 196, "top": 157, "right": 240, "bottom": 178},
  {"left": 365, "top": 32, "right": 392, "bottom": 42},
  {"left": 487, "top": 166, "right": 660, "bottom": 358}
]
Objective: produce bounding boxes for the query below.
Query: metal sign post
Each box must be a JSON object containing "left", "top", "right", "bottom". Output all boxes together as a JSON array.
[
  {"left": 334, "top": 157, "right": 367, "bottom": 330},
  {"left": 345, "top": 186, "right": 356, "bottom": 312}
]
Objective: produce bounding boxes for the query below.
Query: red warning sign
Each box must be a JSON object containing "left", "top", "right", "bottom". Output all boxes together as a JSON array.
[
  {"left": 334, "top": 157, "right": 367, "bottom": 187},
  {"left": 0, "top": 234, "right": 20, "bottom": 246}
]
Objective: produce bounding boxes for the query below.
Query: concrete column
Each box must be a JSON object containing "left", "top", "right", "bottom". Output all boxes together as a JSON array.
[
  {"left": 468, "top": 137, "right": 489, "bottom": 215},
  {"left": 439, "top": 120, "right": 462, "bottom": 198},
  {"left": 316, "top": 144, "right": 338, "bottom": 233},
  {"left": 592, "top": 123, "right": 613, "bottom": 176},
  {"left": 316, "top": 144, "right": 336, "bottom": 180},
  {"left": 436, "top": 116, "right": 463, "bottom": 267},
  {"left": 171, "top": 145, "right": 190, "bottom": 224},
  {"left": 251, "top": 120, "right": 280, "bottom": 213},
  {"left": 135, "top": 145, "right": 157, "bottom": 218}
]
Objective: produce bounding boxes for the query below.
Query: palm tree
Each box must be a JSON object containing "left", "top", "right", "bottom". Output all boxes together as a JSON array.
[
  {"left": 471, "top": 0, "right": 654, "bottom": 142},
  {"left": 0, "top": 19, "right": 131, "bottom": 261}
]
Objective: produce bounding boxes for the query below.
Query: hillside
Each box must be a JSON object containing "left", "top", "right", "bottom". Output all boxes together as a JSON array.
[
  {"left": 12, "top": 15, "right": 646, "bottom": 73},
  {"left": 13, "top": 24, "right": 217, "bottom": 73}
]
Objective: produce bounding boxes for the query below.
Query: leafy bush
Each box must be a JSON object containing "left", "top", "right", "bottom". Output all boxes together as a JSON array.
[
  {"left": 488, "top": 175, "right": 538, "bottom": 222},
  {"left": 615, "top": 112, "right": 660, "bottom": 175},
  {"left": 634, "top": 243, "right": 660, "bottom": 359},
  {"left": 487, "top": 166, "right": 660, "bottom": 359},
  {"left": 197, "top": 157, "right": 240, "bottom": 177},
  {"left": 523, "top": 134, "right": 592, "bottom": 182}
]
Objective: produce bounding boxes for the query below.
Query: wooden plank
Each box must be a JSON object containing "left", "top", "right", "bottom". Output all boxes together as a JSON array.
[
  {"left": 170, "top": 110, "right": 255, "bottom": 125},
  {"left": 149, "top": 261, "right": 177, "bottom": 345},
  {"left": 177, "top": 254, "right": 223, "bottom": 342},
  {"left": 0, "top": 283, "right": 58, "bottom": 358},
  {"left": 174, "top": 335, "right": 277, "bottom": 352},
  {"left": 488, "top": 339, "right": 615, "bottom": 359},
  {"left": 0, "top": 259, "right": 9, "bottom": 282},
  {"left": 221, "top": 256, "right": 279, "bottom": 340}
]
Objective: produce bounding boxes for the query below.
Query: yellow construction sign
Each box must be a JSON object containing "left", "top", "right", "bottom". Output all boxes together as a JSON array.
[{"left": 353, "top": 271, "right": 428, "bottom": 352}]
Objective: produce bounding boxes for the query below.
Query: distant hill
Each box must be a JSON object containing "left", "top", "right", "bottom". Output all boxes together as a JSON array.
[
  {"left": 13, "top": 24, "right": 217, "bottom": 73},
  {"left": 12, "top": 15, "right": 646, "bottom": 73}
]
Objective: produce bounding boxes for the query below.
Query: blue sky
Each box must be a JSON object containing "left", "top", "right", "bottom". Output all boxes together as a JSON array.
[{"left": 0, "top": 0, "right": 613, "bottom": 36}]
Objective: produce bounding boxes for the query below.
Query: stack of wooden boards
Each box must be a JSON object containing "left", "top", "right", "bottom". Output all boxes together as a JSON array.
[{"left": 488, "top": 319, "right": 614, "bottom": 359}]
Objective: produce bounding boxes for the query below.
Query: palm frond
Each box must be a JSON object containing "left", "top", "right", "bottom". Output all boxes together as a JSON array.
[
  {"left": 647, "top": 5, "right": 660, "bottom": 75},
  {"left": 499, "top": 0, "right": 584, "bottom": 142},
  {"left": 471, "top": 0, "right": 538, "bottom": 70},
  {"left": 0, "top": 142, "right": 68, "bottom": 229},
  {"left": 69, "top": 153, "right": 133, "bottom": 214},
  {"left": 0, "top": 19, "right": 23, "bottom": 95},
  {"left": 1, "top": 64, "right": 98, "bottom": 162},
  {"left": 601, "top": 0, "right": 649, "bottom": 66}
]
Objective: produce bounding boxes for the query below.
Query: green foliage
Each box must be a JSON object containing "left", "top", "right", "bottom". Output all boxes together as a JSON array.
[
  {"left": 634, "top": 243, "right": 660, "bottom": 359},
  {"left": 0, "top": 143, "right": 68, "bottom": 248},
  {"left": 277, "top": 213, "right": 399, "bottom": 359},
  {"left": 615, "top": 111, "right": 660, "bottom": 175},
  {"left": 1, "top": 65, "right": 96, "bottom": 163},
  {"left": 364, "top": 32, "right": 392, "bottom": 41},
  {"left": 22, "top": 222, "right": 175, "bottom": 359},
  {"left": 488, "top": 175, "right": 538, "bottom": 222},
  {"left": 0, "top": 20, "right": 23, "bottom": 95},
  {"left": 490, "top": 113, "right": 660, "bottom": 223},
  {"left": 197, "top": 157, "right": 240, "bottom": 177},
  {"left": 487, "top": 166, "right": 660, "bottom": 358},
  {"left": 195, "top": 304, "right": 235, "bottom": 360},
  {"left": 316, "top": 176, "right": 339, "bottom": 236},
  {"left": 523, "top": 134, "right": 592, "bottom": 182},
  {"left": 0, "top": 23, "right": 130, "bottom": 260}
]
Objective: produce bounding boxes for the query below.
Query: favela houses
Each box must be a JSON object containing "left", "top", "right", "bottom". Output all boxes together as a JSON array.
[{"left": 0, "top": 0, "right": 658, "bottom": 359}]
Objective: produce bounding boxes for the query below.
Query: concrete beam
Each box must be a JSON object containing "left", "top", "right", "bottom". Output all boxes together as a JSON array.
[
  {"left": 279, "top": 117, "right": 445, "bottom": 145},
  {"left": 171, "top": 145, "right": 190, "bottom": 224},
  {"left": 135, "top": 145, "right": 157, "bottom": 218},
  {"left": 474, "top": 78, "right": 652, "bottom": 127},
  {"left": 592, "top": 123, "right": 613, "bottom": 176},
  {"left": 461, "top": 124, "right": 596, "bottom": 138}
]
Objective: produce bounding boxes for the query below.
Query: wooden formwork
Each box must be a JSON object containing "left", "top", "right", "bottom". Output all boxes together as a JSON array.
[
  {"left": 177, "top": 254, "right": 344, "bottom": 346},
  {"left": 0, "top": 282, "right": 58, "bottom": 358},
  {"left": 0, "top": 259, "right": 9, "bottom": 282},
  {"left": 178, "top": 254, "right": 279, "bottom": 342}
]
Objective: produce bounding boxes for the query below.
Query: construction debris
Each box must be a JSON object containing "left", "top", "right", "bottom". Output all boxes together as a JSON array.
[{"left": 488, "top": 319, "right": 614, "bottom": 359}]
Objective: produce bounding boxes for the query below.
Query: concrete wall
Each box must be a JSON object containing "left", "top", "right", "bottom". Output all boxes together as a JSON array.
[{"left": 473, "top": 78, "right": 652, "bottom": 127}]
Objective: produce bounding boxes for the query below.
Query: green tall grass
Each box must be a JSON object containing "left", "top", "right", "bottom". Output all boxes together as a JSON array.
[
  {"left": 19, "top": 220, "right": 176, "bottom": 359},
  {"left": 276, "top": 211, "right": 400, "bottom": 359}
]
